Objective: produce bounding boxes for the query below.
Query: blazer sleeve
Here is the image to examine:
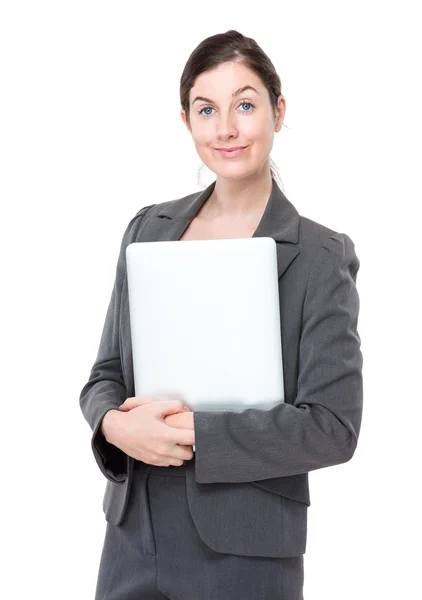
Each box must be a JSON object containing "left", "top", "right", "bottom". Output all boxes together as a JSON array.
[
  {"left": 79, "top": 204, "right": 155, "bottom": 483},
  {"left": 193, "top": 232, "right": 364, "bottom": 484}
]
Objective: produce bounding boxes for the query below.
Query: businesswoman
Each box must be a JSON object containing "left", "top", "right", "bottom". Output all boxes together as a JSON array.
[{"left": 80, "top": 29, "right": 363, "bottom": 600}]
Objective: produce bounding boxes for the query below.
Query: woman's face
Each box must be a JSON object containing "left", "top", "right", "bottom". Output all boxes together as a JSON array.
[{"left": 181, "top": 62, "right": 285, "bottom": 181}]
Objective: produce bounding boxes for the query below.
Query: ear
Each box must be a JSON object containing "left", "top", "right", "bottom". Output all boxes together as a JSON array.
[
  {"left": 181, "top": 109, "right": 192, "bottom": 134},
  {"left": 274, "top": 95, "right": 286, "bottom": 132}
]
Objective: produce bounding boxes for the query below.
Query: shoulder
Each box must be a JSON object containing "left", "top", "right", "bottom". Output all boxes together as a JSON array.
[
  {"left": 294, "top": 214, "right": 360, "bottom": 291},
  {"left": 298, "top": 214, "right": 357, "bottom": 261},
  {"left": 133, "top": 189, "right": 201, "bottom": 220},
  {"left": 121, "top": 189, "right": 200, "bottom": 242}
]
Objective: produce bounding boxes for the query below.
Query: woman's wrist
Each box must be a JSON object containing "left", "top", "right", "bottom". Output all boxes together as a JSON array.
[{"left": 101, "top": 409, "right": 125, "bottom": 444}]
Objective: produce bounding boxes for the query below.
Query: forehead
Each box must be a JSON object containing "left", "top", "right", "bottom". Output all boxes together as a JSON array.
[{"left": 190, "top": 62, "right": 263, "bottom": 100}]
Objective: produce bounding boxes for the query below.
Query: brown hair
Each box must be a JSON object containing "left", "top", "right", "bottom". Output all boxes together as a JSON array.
[{"left": 180, "top": 29, "right": 285, "bottom": 188}]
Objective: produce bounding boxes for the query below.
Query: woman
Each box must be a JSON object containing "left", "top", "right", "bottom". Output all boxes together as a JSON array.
[{"left": 80, "top": 30, "right": 363, "bottom": 599}]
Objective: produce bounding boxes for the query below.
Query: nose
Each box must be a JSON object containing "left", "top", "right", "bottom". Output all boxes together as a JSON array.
[{"left": 216, "top": 110, "right": 238, "bottom": 140}]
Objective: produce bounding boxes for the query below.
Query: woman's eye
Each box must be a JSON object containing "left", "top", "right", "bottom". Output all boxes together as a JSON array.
[
  {"left": 200, "top": 106, "right": 214, "bottom": 117},
  {"left": 198, "top": 102, "right": 255, "bottom": 117}
]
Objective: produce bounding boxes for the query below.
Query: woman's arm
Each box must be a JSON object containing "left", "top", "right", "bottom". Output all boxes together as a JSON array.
[
  {"left": 79, "top": 204, "right": 155, "bottom": 483},
  {"left": 192, "top": 232, "right": 363, "bottom": 483}
]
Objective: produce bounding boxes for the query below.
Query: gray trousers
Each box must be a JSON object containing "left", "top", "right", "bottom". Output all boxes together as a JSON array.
[{"left": 94, "top": 460, "right": 305, "bottom": 599}]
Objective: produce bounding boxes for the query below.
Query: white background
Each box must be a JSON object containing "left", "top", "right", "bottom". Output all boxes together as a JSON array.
[{"left": 1, "top": 1, "right": 421, "bottom": 598}]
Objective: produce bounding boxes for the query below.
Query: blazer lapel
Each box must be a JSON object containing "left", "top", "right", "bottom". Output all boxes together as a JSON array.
[{"left": 143, "top": 177, "right": 301, "bottom": 279}]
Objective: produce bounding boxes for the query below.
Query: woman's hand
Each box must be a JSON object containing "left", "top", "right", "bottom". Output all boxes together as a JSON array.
[
  {"left": 102, "top": 397, "right": 195, "bottom": 466},
  {"left": 119, "top": 396, "right": 193, "bottom": 429}
]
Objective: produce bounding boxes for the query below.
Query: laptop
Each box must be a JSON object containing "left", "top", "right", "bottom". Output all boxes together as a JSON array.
[{"left": 125, "top": 237, "right": 285, "bottom": 417}]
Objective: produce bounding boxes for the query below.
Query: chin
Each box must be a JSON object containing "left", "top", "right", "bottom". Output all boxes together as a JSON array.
[{"left": 217, "top": 165, "right": 258, "bottom": 180}]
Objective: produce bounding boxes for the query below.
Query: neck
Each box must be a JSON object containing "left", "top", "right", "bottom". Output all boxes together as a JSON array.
[{"left": 202, "top": 167, "right": 273, "bottom": 221}]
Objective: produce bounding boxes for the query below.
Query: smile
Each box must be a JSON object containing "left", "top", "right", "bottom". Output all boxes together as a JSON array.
[{"left": 215, "top": 146, "right": 249, "bottom": 158}]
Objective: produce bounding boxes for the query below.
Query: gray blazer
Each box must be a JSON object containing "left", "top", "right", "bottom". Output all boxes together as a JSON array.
[{"left": 79, "top": 178, "right": 363, "bottom": 558}]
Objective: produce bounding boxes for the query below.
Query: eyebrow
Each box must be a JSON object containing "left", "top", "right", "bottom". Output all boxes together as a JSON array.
[{"left": 192, "top": 85, "right": 260, "bottom": 105}]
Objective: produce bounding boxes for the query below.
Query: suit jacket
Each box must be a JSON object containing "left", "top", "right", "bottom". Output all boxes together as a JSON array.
[{"left": 79, "top": 177, "right": 363, "bottom": 558}]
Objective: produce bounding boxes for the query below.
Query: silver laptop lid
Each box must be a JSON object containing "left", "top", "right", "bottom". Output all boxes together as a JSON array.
[{"left": 126, "top": 237, "right": 285, "bottom": 412}]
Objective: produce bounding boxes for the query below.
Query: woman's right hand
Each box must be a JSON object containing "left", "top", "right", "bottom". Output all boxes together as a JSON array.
[{"left": 101, "top": 400, "right": 195, "bottom": 466}]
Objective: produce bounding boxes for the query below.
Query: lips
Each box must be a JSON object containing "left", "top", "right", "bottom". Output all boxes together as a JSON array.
[
  {"left": 215, "top": 146, "right": 249, "bottom": 158},
  {"left": 215, "top": 146, "right": 247, "bottom": 151}
]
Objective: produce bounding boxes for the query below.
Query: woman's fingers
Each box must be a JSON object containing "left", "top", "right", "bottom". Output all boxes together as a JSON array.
[{"left": 119, "top": 396, "right": 158, "bottom": 411}]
